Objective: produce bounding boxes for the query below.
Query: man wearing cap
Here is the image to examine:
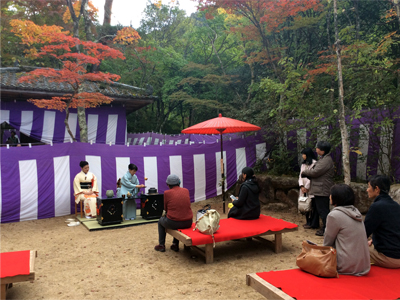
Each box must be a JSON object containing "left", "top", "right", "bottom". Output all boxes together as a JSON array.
[{"left": 154, "top": 174, "right": 193, "bottom": 252}]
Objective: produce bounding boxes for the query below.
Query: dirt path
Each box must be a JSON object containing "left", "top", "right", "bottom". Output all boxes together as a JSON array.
[{"left": 1, "top": 197, "right": 324, "bottom": 300}]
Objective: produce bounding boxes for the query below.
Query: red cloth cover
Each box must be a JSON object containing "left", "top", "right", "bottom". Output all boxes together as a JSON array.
[
  {"left": 256, "top": 266, "right": 400, "bottom": 299},
  {"left": 0, "top": 250, "right": 31, "bottom": 278},
  {"left": 178, "top": 214, "right": 298, "bottom": 246}
]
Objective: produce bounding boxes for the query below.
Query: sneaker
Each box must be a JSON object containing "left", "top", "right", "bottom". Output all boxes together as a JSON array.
[
  {"left": 154, "top": 244, "right": 165, "bottom": 252},
  {"left": 315, "top": 229, "right": 324, "bottom": 236},
  {"left": 303, "top": 224, "right": 312, "bottom": 229},
  {"left": 170, "top": 244, "right": 179, "bottom": 252},
  {"left": 85, "top": 216, "right": 92, "bottom": 219}
]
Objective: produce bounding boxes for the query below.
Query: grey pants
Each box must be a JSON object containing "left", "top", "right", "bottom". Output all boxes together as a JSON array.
[{"left": 158, "top": 216, "right": 192, "bottom": 246}]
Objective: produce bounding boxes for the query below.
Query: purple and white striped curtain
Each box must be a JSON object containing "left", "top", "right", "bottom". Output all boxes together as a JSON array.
[
  {"left": 287, "top": 109, "right": 400, "bottom": 182},
  {"left": 0, "top": 101, "right": 127, "bottom": 144},
  {"left": 0, "top": 135, "right": 266, "bottom": 223},
  {"left": 127, "top": 132, "right": 259, "bottom": 145}
]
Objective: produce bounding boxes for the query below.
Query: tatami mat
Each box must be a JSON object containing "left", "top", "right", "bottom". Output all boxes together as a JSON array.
[{"left": 74, "top": 210, "right": 159, "bottom": 231}]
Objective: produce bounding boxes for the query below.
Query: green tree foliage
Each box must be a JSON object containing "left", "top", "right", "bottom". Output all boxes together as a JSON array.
[{"left": 2, "top": 0, "right": 400, "bottom": 178}]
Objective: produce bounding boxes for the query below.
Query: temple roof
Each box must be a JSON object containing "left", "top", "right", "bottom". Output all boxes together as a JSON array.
[{"left": 0, "top": 67, "right": 155, "bottom": 113}]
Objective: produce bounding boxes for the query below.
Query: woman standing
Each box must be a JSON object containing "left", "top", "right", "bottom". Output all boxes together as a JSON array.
[
  {"left": 324, "top": 184, "right": 370, "bottom": 276},
  {"left": 299, "top": 148, "right": 318, "bottom": 229},
  {"left": 301, "top": 141, "right": 335, "bottom": 236},
  {"left": 120, "top": 163, "right": 145, "bottom": 220},
  {"left": 73, "top": 161, "right": 99, "bottom": 218},
  {"left": 228, "top": 167, "right": 261, "bottom": 220}
]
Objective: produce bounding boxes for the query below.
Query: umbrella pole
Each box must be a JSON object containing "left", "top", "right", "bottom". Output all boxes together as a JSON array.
[{"left": 220, "top": 132, "right": 225, "bottom": 214}]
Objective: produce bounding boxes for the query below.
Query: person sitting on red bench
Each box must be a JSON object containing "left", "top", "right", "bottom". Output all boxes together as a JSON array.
[
  {"left": 365, "top": 175, "right": 400, "bottom": 268},
  {"left": 228, "top": 167, "right": 261, "bottom": 220},
  {"left": 154, "top": 174, "right": 193, "bottom": 253}
]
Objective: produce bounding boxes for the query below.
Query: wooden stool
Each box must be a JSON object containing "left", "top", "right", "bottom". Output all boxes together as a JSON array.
[{"left": 75, "top": 200, "right": 84, "bottom": 218}]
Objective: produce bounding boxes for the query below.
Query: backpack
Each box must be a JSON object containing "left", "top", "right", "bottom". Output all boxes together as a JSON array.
[{"left": 193, "top": 205, "right": 220, "bottom": 247}]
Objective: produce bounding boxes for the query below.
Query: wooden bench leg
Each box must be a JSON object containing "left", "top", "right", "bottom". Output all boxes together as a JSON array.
[
  {"left": 1, "top": 284, "right": 7, "bottom": 300},
  {"left": 204, "top": 243, "right": 214, "bottom": 264},
  {"left": 274, "top": 233, "right": 282, "bottom": 253},
  {"left": 75, "top": 200, "right": 84, "bottom": 218}
]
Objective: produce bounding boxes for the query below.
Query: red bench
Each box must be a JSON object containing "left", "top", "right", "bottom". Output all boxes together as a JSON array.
[
  {"left": 166, "top": 214, "right": 298, "bottom": 263},
  {"left": 247, "top": 266, "right": 400, "bottom": 299},
  {"left": 0, "top": 250, "right": 36, "bottom": 300}
]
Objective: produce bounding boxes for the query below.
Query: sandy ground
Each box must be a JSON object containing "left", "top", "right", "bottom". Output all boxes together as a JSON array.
[{"left": 1, "top": 196, "right": 324, "bottom": 300}]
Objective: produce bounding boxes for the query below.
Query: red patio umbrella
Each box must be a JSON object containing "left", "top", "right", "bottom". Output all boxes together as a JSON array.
[{"left": 182, "top": 113, "right": 261, "bottom": 213}]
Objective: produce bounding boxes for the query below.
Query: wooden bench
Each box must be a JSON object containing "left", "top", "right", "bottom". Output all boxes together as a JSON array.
[
  {"left": 246, "top": 266, "right": 400, "bottom": 300},
  {"left": 246, "top": 273, "right": 294, "bottom": 299},
  {"left": 166, "top": 215, "right": 298, "bottom": 263},
  {"left": 0, "top": 250, "right": 36, "bottom": 300},
  {"left": 167, "top": 227, "right": 297, "bottom": 264}
]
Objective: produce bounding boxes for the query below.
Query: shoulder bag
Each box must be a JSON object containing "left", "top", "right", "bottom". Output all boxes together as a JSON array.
[{"left": 296, "top": 240, "right": 338, "bottom": 278}]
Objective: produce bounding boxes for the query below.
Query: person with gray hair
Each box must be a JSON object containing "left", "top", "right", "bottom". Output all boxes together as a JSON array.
[
  {"left": 154, "top": 174, "right": 193, "bottom": 253},
  {"left": 301, "top": 141, "right": 335, "bottom": 236}
]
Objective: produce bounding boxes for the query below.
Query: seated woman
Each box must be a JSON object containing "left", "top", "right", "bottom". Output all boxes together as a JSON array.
[
  {"left": 228, "top": 167, "right": 261, "bottom": 220},
  {"left": 365, "top": 175, "right": 400, "bottom": 268},
  {"left": 73, "top": 161, "right": 99, "bottom": 218},
  {"left": 324, "top": 184, "right": 370, "bottom": 276},
  {"left": 120, "top": 163, "right": 145, "bottom": 220}
]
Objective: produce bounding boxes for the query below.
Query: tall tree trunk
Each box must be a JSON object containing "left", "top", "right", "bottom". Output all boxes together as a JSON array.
[
  {"left": 393, "top": 0, "right": 400, "bottom": 25},
  {"left": 103, "top": 0, "right": 113, "bottom": 26},
  {"left": 64, "top": 99, "right": 77, "bottom": 141},
  {"left": 326, "top": 4, "right": 336, "bottom": 109},
  {"left": 353, "top": 0, "right": 361, "bottom": 41},
  {"left": 82, "top": 0, "right": 93, "bottom": 41},
  {"left": 334, "top": 0, "right": 351, "bottom": 184},
  {"left": 78, "top": 106, "right": 88, "bottom": 143},
  {"left": 66, "top": 0, "right": 89, "bottom": 142}
]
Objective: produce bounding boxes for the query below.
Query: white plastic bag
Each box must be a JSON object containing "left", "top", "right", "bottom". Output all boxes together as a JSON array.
[{"left": 298, "top": 192, "right": 312, "bottom": 214}]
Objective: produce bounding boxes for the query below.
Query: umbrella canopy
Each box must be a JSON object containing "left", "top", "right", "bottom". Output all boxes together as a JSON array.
[
  {"left": 181, "top": 114, "right": 261, "bottom": 135},
  {"left": 182, "top": 114, "right": 261, "bottom": 214}
]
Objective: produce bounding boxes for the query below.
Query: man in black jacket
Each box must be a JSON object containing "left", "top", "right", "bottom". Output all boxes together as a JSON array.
[{"left": 365, "top": 175, "right": 400, "bottom": 268}]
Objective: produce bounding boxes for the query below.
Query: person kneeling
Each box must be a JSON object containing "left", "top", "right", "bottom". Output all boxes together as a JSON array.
[
  {"left": 365, "top": 175, "right": 400, "bottom": 268},
  {"left": 324, "top": 184, "right": 370, "bottom": 276},
  {"left": 154, "top": 174, "right": 193, "bottom": 253}
]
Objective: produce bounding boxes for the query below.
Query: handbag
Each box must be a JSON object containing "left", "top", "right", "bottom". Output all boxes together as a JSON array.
[
  {"left": 194, "top": 204, "right": 220, "bottom": 247},
  {"left": 296, "top": 240, "right": 338, "bottom": 278},
  {"left": 298, "top": 192, "right": 312, "bottom": 214}
]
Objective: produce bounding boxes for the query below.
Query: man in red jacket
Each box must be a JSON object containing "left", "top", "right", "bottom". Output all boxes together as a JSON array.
[{"left": 154, "top": 174, "right": 193, "bottom": 252}]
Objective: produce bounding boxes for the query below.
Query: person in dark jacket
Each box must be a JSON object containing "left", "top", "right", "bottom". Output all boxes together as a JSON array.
[
  {"left": 301, "top": 141, "right": 335, "bottom": 236},
  {"left": 364, "top": 175, "right": 400, "bottom": 268},
  {"left": 228, "top": 167, "right": 260, "bottom": 220}
]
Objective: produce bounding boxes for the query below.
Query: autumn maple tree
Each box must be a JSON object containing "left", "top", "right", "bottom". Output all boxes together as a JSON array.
[{"left": 10, "top": 19, "right": 125, "bottom": 142}]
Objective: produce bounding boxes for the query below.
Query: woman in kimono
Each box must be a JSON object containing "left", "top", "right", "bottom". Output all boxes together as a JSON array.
[
  {"left": 73, "top": 161, "right": 99, "bottom": 218},
  {"left": 121, "top": 163, "right": 145, "bottom": 220}
]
